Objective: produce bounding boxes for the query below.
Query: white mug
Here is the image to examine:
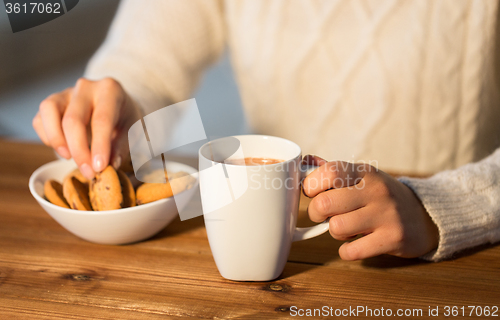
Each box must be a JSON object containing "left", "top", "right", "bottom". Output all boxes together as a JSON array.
[{"left": 199, "top": 135, "right": 329, "bottom": 281}]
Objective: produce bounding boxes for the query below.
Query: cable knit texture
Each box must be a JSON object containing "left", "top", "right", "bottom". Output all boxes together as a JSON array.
[
  {"left": 399, "top": 149, "right": 500, "bottom": 261},
  {"left": 85, "top": 0, "right": 500, "bottom": 261}
]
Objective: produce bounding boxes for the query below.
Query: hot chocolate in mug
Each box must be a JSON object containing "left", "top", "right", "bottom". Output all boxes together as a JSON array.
[{"left": 199, "top": 135, "right": 329, "bottom": 281}]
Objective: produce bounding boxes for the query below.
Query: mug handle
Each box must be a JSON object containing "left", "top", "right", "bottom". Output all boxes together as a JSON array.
[{"left": 292, "top": 164, "right": 330, "bottom": 242}]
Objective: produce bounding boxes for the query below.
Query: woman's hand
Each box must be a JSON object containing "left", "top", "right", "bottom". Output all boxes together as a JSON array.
[
  {"left": 33, "top": 78, "right": 142, "bottom": 179},
  {"left": 303, "top": 155, "right": 439, "bottom": 260}
]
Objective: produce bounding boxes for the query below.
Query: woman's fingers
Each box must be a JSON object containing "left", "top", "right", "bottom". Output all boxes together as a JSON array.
[
  {"left": 39, "top": 90, "right": 72, "bottom": 159},
  {"left": 338, "top": 230, "right": 398, "bottom": 261},
  {"left": 62, "top": 79, "right": 94, "bottom": 179},
  {"left": 308, "top": 186, "right": 366, "bottom": 222},
  {"left": 303, "top": 161, "right": 371, "bottom": 197},
  {"left": 302, "top": 154, "right": 328, "bottom": 167},
  {"left": 110, "top": 94, "right": 142, "bottom": 171},
  {"left": 110, "top": 125, "right": 132, "bottom": 170},
  {"left": 33, "top": 77, "right": 138, "bottom": 179},
  {"left": 90, "top": 78, "right": 124, "bottom": 172},
  {"left": 32, "top": 111, "right": 49, "bottom": 146},
  {"left": 328, "top": 206, "right": 376, "bottom": 240}
]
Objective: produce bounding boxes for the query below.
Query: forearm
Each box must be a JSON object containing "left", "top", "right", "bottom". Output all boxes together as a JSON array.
[{"left": 399, "top": 148, "right": 500, "bottom": 261}]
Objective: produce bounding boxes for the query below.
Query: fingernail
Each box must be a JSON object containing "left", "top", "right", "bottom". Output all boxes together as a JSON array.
[
  {"left": 112, "top": 155, "right": 122, "bottom": 169},
  {"left": 80, "top": 163, "right": 95, "bottom": 180},
  {"left": 57, "top": 146, "right": 70, "bottom": 159},
  {"left": 93, "top": 154, "right": 105, "bottom": 172}
]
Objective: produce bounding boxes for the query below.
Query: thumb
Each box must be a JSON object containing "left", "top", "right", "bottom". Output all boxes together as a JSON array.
[{"left": 110, "top": 127, "right": 133, "bottom": 172}]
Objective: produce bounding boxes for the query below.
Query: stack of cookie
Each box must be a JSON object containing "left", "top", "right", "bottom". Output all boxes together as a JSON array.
[{"left": 43, "top": 166, "right": 195, "bottom": 211}]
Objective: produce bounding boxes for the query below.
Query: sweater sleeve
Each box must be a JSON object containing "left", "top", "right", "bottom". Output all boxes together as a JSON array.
[
  {"left": 84, "top": 0, "right": 225, "bottom": 116},
  {"left": 398, "top": 148, "right": 500, "bottom": 261}
]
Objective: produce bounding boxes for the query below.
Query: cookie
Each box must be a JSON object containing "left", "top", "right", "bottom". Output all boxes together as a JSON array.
[
  {"left": 142, "top": 169, "right": 193, "bottom": 184},
  {"left": 89, "top": 166, "right": 123, "bottom": 211},
  {"left": 136, "top": 182, "right": 173, "bottom": 205},
  {"left": 117, "top": 170, "right": 136, "bottom": 208},
  {"left": 136, "top": 171, "right": 195, "bottom": 205},
  {"left": 44, "top": 180, "right": 69, "bottom": 208},
  {"left": 63, "top": 168, "right": 88, "bottom": 185},
  {"left": 63, "top": 177, "right": 92, "bottom": 211}
]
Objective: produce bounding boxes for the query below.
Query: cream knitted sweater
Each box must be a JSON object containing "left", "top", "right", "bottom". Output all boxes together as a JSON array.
[{"left": 85, "top": 0, "right": 500, "bottom": 261}]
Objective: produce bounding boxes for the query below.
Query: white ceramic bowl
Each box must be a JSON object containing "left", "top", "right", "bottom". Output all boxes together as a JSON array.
[{"left": 29, "top": 159, "right": 198, "bottom": 245}]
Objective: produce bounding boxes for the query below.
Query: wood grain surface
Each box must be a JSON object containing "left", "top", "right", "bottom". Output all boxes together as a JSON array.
[{"left": 0, "top": 140, "right": 498, "bottom": 319}]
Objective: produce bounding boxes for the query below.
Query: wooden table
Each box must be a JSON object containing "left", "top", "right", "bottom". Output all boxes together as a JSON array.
[{"left": 0, "top": 139, "right": 499, "bottom": 319}]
